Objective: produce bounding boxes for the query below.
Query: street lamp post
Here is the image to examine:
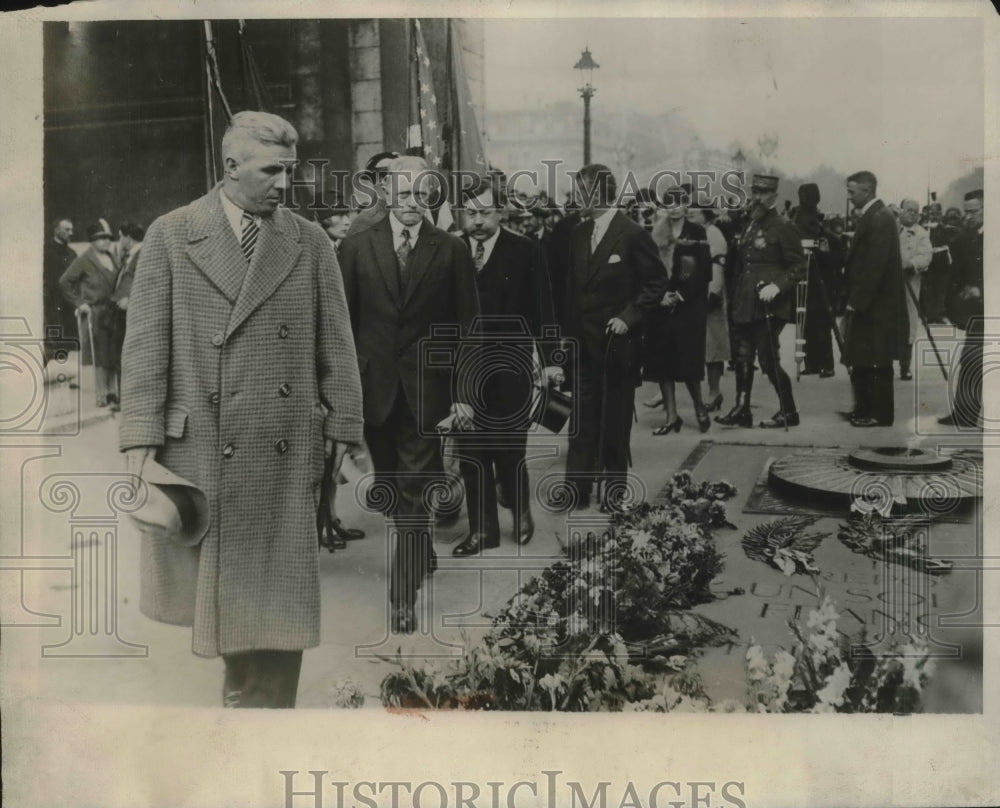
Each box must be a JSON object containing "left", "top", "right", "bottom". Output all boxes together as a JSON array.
[{"left": 574, "top": 47, "right": 599, "bottom": 165}]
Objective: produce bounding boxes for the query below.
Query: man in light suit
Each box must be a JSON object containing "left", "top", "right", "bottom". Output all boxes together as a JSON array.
[
  {"left": 553, "top": 164, "right": 669, "bottom": 513},
  {"left": 897, "top": 198, "right": 933, "bottom": 380},
  {"left": 841, "top": 170, "right": 908, "bottom": 427},
  {"left": 120, "top": 111, "right": 364, "bottom": 707},
  {"left": 339, "top": 155, "right": 481, "bottom": 634}
]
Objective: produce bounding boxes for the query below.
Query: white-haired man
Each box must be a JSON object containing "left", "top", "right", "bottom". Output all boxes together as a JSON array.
[
  {"left": 339, "top": 154, "right": 481, "bottom": 634},
  {"left": 120, "top": 110, "right": 364, "bottom": 707},
  {"left": 897, "top": 198, "right": 932, "bottom": 380}
]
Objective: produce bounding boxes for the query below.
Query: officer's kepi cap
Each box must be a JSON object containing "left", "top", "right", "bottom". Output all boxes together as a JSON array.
[{"left": 751, "top": 174, "right": 780, "bottom": 193}]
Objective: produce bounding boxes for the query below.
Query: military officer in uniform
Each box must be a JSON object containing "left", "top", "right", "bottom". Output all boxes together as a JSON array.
[{"left": 716, "top": 174, "right": 805, "bottom": 429}]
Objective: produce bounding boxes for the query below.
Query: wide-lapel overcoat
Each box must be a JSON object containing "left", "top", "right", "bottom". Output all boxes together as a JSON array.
[
  {"left": 119, "top": 184, "right": 364, "bottom": 657},
  {"left": 841, "top": 199, "right": 908, "bottom": 367}
]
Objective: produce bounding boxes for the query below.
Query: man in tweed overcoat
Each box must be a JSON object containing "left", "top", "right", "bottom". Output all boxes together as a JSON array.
[{"left": 119, "top": 111, "right": 364, "bottom": 708}]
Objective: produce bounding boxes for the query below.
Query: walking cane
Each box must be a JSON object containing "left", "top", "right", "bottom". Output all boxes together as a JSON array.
[
  {"left": 77, "top": 308, "right": 101, "bottom": 408},
  {"left": 794, "top": 252, "right": 811, "bottom": 381},
  {"left": 757, "top": 282, "right": 789, "bottom": 432},
  {"left": 903, "top": 276, "right": 949, "bottom": 382}
]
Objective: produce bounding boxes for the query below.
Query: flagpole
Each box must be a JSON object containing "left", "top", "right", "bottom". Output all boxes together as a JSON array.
[{"left": 201, "top": 22, "right": 218, "bottom": 191}]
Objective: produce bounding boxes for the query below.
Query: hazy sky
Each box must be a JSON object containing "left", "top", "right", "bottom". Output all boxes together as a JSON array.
[{"left": 484, "top": 17, "right": 983, "bottom": 199}]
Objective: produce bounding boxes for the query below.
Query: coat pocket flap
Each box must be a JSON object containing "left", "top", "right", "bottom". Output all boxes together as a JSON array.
[{"left": 165, "top": 408, "right": 188, "bottom": 439}]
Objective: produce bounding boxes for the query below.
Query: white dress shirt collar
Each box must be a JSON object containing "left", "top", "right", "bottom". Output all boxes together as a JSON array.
[
  {"left": 220, "top": 189, "right": 258, "bottom": 241},
  {"left": 388, "top": 213, "right": 421, "bottom": 248},
  {"left": 469, "top": 227, "right": 501, "bottom": 269},
  {"left": 590, "top": 206, "right": 618, "bottom": 248},
  {"left": 857, "top": 197, "right": 880, "bottom": 218}
]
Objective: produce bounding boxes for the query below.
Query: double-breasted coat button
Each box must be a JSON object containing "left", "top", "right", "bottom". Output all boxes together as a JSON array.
[
  {"left": 212, "top": 333, "right": 224, "bottom": 347},
  {"left": 222, "top": 443, "right": 235, "bottom": 458},
  {"left": 209, "top": 391, "right": 221, "bottom": 405},
  {"left": 278, "top": 383, "right": 291, "bottom": 397},
  {"left": 274, "top": 439, "right": 289, "bottom": 454},
  {"left": 278, "top": 325, "right": 290, "bottom": 339}
]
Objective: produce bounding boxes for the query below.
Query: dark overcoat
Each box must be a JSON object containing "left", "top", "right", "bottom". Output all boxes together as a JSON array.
[
  {"left": 58, "top": 245, "right": 120, "bottom": 367},
  {"left": 947, "top": 228, "right": 983, "bottom": 331},
  {"left": 841, "top": 199, "right": 908, "bottom": 367},
  {"left": 119, "top": 184, "right": 364, "bottom": 657},
  {"left": 44, "top": 239, "right": 79, "bottom": 341},
  {"left": 643, "top": 218, "right": 711, "bottom": 383}
]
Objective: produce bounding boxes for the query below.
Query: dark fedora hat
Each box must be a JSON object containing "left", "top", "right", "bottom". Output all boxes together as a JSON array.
[{"left": 129, "top": 460, "right": 210, "bottom": 546}]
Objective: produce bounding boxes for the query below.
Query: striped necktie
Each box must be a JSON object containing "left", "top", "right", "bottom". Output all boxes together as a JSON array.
[
  {"left": 396, "top": 227, "right": 412, "bottom": 280},
  {"left": 474, "top": 239, "right": 485, "bottom": 271},
  {"left": 240, "top": 211, "right": 259, "bottom": 263}
]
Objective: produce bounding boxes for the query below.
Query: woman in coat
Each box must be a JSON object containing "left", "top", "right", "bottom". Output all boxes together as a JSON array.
[{"left": 643, "top": 193, "right": 713, "bottom": 433}]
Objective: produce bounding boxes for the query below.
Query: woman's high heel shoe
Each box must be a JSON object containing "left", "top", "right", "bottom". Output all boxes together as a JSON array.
[
  {"left": 653, "top": 417, "right": 683, "bottom": 435},
  {"left": 696, "top": 408, "right": 712, "bottom": 433},
  {"left": 705, "top": 393, "right": 724, "bottom": 413}
]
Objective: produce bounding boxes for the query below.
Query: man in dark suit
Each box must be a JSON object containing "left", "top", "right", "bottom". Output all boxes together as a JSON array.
[
  {"left": 59, "top": 219, "right": 121, "bottom": 407},
  {"left": 939, "top": 189, "right": 984, "bottom": 428},
  {"left": 339, "top": 155, "right": 481, "bottom": 633},
  {"left": 451, "top": 177, "right": 560, "bottom": 556},
  {"left": 553, "top": 164, "right": 668, "bottom": 513},
  {"left": 43, "top": 217, "right": 78, "bottom": 362},
  {"left": 545, "top": 206, "right": 581, "bottom": 327},
  {"left": 841, "top": 170, "right": 908, "bottom": 427},
  {"left": 716, "top": 174, "right": 805, "bottom": 429}
]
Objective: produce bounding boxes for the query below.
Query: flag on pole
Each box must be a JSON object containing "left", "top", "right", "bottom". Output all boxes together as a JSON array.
[
  {"left": 413, "top": 20, "right": 446, "bottom": 170},
  {"left": 447, "top": 20, "right": 488, "bottom": 179},
  {"left": 238, "top": 20, "right": 272, "bottom": 111}
]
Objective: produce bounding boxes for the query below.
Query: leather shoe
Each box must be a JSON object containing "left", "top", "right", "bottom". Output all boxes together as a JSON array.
[
  {"left": 818, "top": 369, "right": 835, "bottom": 378},
  {"left": 515, "top": 510, "right": 535, "bottom": 545},
  {"left": 937, "top": 412, "right": 981, "bottom": 428},
  {"left": 759, "top": 411, "right": 799, "bottom": 428},
  {"left": 391, "top": 604, "right": 417, "bottom": 634},
  {"left": 900, "top": 368, "right": 913, "bottom": 381},
  {"left": 451, "top": 532, "right": 500, "bottom": 557},
  {"left": 850, "top": 416, "right": 885, "bottom": 428},
  {"left": 331, "top": 518, "right": 365, "bottom": 541}
]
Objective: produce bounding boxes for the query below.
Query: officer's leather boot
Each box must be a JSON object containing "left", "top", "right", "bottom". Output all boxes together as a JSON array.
[{"left": 715, "top": 362, "right": 754, "bottom": 427}]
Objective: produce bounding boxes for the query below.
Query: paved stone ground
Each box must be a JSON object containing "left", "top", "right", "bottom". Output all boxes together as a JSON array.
[{"left": 4, "top": 325, "right": 984, "bottom": 711}]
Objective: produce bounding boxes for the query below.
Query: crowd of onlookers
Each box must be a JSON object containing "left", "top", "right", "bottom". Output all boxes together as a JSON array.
[{"left": 43, "top": 217, "right": 144, "bottom": 410}]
